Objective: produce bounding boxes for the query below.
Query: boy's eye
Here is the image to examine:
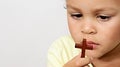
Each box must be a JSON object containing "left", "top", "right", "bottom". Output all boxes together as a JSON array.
[
  {"left": 97, "top": 15, "right": 111, "bottom": 22},
  {"left": 71, "top": 13, "right": 82, "bottom": 20}
]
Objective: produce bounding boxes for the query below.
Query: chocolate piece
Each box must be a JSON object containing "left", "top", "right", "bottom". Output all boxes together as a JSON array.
[
  {"left": 75, "top": 43, "right": 93, "bottom": 50},
  {"left": 81, "top": 39, "right": 86, "bottom": 58},
  {"left": 75, "top": 39, "right": 93, "bottom": 58}
]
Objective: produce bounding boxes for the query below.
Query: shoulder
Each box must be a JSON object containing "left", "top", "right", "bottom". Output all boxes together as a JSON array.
[
  {"left": 49, "top": 35, "right": 74, "bottom": 51},
  {"left": 54, "top": 35, "right": 74, "bottom": 44},
  {"left": 47, "top": 35, "right": 75, "bottom": 66}
]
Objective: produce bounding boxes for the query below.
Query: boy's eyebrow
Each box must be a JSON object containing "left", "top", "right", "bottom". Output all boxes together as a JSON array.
[
  {"left": 94, "top": 7, "right": 118, "bottom": 13},
  {"left": 66, "top": 4, "right": 80, "bottom": 11}
]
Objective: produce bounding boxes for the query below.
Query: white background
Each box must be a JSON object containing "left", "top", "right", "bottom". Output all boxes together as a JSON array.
[{"left": 0, "top": 0, "right": 69, "bottom": 67}]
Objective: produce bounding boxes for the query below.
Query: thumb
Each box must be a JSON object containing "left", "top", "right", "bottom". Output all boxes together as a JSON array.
[{"left": 75, "top": 57, "right": 92, "bottom": 67}]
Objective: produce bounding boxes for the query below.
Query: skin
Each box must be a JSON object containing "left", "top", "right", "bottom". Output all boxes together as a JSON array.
[{"left": 64, "top": 0, "right": 120, "bottom": 67}]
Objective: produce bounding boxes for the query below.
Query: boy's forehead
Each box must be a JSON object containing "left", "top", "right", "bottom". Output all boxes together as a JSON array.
[
  {"left": 66, "top": 0, "right": 120, "bottom": 10},
  {"left": 66, "top": 0, "right": 120, "bottom": 2},
  {"left": 66, "top": 0, "right": 120, "bottom": 6}
]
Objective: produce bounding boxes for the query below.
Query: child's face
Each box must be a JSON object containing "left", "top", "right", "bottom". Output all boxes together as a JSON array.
[{"left": 67, "top": 0, "right": 120, "bottom": 58}]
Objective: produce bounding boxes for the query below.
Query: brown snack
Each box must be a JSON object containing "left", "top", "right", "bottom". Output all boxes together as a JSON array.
[
  {"left": 81, "top": 39, "right": 86, "bottom": 58},
  {"left": 75, "top": 43, "right": 93, "bottom": 50},
  {"left": 75, "top": 39, "right": 93, "bottom": 58}
]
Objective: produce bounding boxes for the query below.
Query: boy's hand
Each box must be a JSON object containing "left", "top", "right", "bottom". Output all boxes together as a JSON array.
[{"left": 63, "top": 54, "right": 91, "bottom": 67}]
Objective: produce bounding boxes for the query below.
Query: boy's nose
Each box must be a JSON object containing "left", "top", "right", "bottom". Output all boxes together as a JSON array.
[{"left": 81, "top": 24, "right": 97, "bottom": 34}]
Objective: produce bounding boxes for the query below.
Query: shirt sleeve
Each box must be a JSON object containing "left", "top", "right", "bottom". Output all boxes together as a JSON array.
[{"left": 47, "top": 39, "right": 64, "bottom": 67}]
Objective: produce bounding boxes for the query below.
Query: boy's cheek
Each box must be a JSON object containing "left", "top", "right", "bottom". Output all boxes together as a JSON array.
[
  {"left": 98, "top": 36, "right": 120, "bottom": 56},
  {"left": 86, "top": 46, "right": 110, "bottom": 58},
  {"left": 70, "top": 34, "right": 82, "bottom": 43}
]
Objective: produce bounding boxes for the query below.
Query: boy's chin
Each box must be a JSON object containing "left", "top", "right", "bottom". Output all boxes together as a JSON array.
[{"left": 86, "top": 51, "right": 104, "bottom": 59}]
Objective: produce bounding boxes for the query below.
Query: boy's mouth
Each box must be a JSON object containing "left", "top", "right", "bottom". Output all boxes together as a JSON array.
[
  {"left": 86, "top": 41, "right": 99, "bottom": 49},
  {"left": 75, "top": 39, "right": 100, "bottom": 58},
  {"left": 75, "top": 40, "right": 99, "bottom": 49}
]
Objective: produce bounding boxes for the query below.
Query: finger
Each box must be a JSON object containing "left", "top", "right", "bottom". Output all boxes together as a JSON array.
[{"left": 75, "top": 57, "right": 91, "bottom": 67}]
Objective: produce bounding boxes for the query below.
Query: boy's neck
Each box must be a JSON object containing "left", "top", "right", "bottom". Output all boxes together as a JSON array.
[
  {"left": 92, "top": 58, "right": 120, "bottom": 67},
  {"left": 92, "top": 43, "right": 120, "bottom": 67}
]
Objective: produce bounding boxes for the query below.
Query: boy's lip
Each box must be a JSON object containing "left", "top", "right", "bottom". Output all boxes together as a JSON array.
[
  {"left": 86, "top": 41, "right": 99, "bottom": 45},
  {"left": 75, "top": 40, "right": 99, "bottom": 50},
  {"left": 86, "top": 41, "right": 99, "bottom": 49}
]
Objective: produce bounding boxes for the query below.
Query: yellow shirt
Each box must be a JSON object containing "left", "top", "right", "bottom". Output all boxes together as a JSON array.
[{"left": 47, "top": 35, "right": 93, "bottom": 67}]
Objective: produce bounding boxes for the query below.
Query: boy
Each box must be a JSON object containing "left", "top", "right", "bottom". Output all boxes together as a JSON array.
[{"left": 47, "top": 0, "right": 120, "bottom": 67}]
